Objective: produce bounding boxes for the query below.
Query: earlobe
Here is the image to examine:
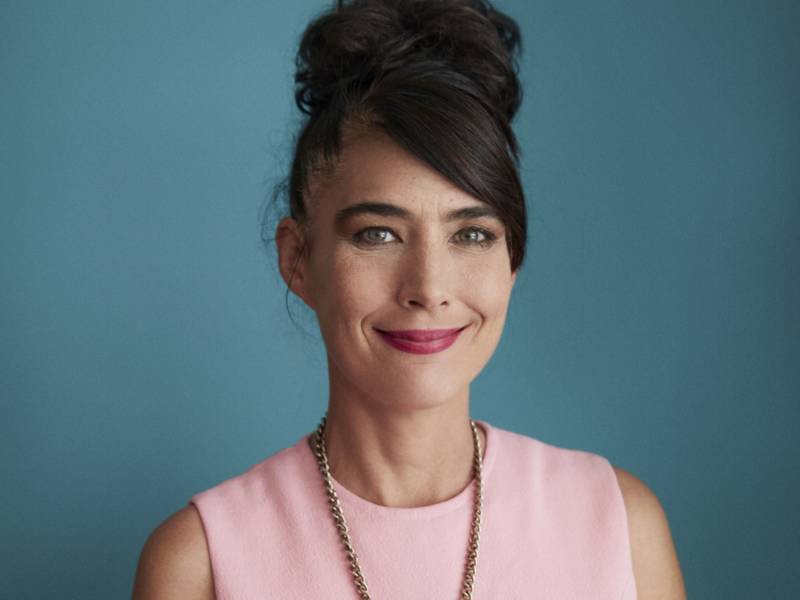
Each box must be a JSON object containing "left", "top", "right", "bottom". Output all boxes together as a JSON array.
[{"left": 275, "top": 217, "right": 315, "bottom": 309}]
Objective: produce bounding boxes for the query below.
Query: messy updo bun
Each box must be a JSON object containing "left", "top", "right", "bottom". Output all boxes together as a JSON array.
[
  {"left": 295, "top": 0, "right": 523, "bottom": 124},
  {"left": 270, "top": 0, "right": 527, "bottom": 273}
]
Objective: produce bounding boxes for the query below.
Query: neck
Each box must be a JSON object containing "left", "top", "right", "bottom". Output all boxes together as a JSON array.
[{"left": 321, "top": 394, "right": 486, "bottom": 508}]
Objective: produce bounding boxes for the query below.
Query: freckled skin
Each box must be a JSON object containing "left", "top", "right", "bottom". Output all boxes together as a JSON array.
[{"left": 292, "top": 129, "right": 517, "bottom": 413}]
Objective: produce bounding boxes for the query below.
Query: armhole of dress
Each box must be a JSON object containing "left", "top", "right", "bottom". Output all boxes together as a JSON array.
[
  {"left": 606, "top": 462, "right": 638, "bottom": 600},
  {"left": 188, "top": 498, "right": 220, "bottom": 600}
]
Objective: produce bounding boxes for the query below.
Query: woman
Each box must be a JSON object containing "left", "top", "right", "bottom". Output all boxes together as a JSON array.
[{"left": 133, "top": 1, "right": 686, "bottom": 598}]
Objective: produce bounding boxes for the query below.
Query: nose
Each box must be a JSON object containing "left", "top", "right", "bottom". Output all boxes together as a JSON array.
[{"left": 397, "top": 237, "right": 452, "bottom": 311}]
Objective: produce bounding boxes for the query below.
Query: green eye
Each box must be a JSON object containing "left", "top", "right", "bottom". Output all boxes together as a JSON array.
[
  {"left": 353, "top": 227, "right": 397, "bottom": 245},
  {"left": 456, "top": 227, "right": 497, "bottom": 247}
]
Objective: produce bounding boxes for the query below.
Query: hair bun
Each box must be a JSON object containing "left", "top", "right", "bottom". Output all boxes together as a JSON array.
[{"left": 295, "top": 0, "right": 522, "bottom": 122}]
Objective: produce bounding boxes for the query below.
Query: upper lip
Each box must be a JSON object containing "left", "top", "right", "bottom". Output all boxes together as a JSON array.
[{"left": 375, "top": 326, "right": 467, "bottom": 342}]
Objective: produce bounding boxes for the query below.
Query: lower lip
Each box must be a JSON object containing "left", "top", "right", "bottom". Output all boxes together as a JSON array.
[{"left": 376, "top": 327, "right": 467, "bottom": 355}]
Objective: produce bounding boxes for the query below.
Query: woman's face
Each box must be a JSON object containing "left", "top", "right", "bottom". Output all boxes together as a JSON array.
[{"left": 280, "top": 130, "right": 517, "bottom": 411}]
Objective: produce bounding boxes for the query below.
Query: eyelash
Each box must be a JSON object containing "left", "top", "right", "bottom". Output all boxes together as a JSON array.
[{"left": 353, "top": 226, "right": 498, "bottom": 249}]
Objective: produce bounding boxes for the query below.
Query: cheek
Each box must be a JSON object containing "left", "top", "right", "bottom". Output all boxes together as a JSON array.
[
  {"left": 315, "top": 253, "right": 392, "bottom": 322},
  {"left": 462, "top": 261, "right": 514, "bottom": 316}
]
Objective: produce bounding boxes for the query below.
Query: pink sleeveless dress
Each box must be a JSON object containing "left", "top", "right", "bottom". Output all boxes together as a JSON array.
[{"left": 190, "top": 420, "right": 637, "bottom": 599}]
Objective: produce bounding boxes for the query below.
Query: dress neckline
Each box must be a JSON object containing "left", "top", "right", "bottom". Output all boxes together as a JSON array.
[{"left": 302, "top": 419, "right": 497, "bottom": 521}]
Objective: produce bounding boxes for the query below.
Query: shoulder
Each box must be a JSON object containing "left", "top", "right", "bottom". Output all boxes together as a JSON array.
[
  {"left": 611, "top": 466, "right": 687, "bottom": 600},
  {"left": 132, "top": 504, "right": 215, "bottom": 600}
]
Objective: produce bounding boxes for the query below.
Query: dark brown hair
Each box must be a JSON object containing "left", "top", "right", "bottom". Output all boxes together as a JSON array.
[{"left": 265, "top": 0, "right": 527, "bottom": 284}]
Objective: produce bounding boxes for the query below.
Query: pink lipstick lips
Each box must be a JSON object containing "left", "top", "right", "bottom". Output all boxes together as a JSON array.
[{"left": 375, "top": 326, "right": 467, "bottom": 355}]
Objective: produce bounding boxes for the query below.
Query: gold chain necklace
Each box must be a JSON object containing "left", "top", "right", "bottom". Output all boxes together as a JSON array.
[{"left": 309, "top": 415, "right": 484, "bottom": 599}]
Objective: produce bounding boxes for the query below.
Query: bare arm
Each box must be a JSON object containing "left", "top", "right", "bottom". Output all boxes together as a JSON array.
[
  {"left": 132, "top": 505, "right": 215, "bottom": 600},
  {"left": 613, "top": 466, "right": 686, "bottom": 600}
]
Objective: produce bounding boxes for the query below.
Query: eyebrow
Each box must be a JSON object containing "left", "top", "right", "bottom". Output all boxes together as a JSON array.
[{"left": 334, "top": 201, "right": 501, "bottom": 229}]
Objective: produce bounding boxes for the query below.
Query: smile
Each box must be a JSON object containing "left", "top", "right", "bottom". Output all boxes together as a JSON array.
[{"left": 374, "top": 326, "right": 468, "bottom": 355}]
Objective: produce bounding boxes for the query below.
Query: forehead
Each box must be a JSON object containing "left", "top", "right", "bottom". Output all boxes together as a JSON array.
[{"left": 312, "top": 130, "right": 484, "bottom": 215}]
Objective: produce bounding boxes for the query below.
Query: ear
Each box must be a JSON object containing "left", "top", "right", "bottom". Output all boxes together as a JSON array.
[{"left": 275, "top": 217, "right": 316, "bottom": 310}]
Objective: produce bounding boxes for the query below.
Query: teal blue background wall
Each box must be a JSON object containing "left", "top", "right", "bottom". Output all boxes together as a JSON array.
[{"left": 2, "top": 1, "right": 798, "bottom": 597}]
